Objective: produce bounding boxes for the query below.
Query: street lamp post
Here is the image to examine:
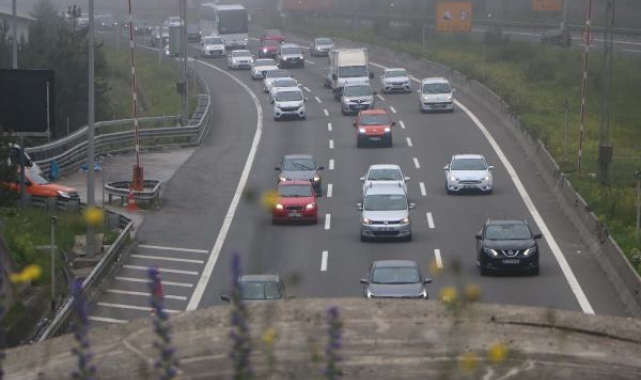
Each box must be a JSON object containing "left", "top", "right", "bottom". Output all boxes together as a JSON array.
[
  {"left": 563, "top": 99, "right": 570, "bottom": 164},
  {"left": 422, "top": 23, "right": 428, "bottom": 54},
  {"left": 635, "top": 170, "right": 641, "bottom": 241},
  {"left": 50, "top": 216, "right": 57, "bottom": 311}
]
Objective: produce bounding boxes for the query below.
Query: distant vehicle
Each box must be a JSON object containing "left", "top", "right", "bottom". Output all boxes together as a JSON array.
[
  {"left": 360, "top": 260, "right": 432, "bottom": 299},
  {"left": 220, "top": 274, "right": 286, "bottom": 302},
  {"left": 250, "top": 58, "right": 278, "bottom": 80},
  {"left": 540, "top": 29, "right": 570, "bottom": 46},
  {"left": 187, "top": 24, "right": 201, "bottom": 42},
  {"left": 263, "top": 69, "right": 292, "bottom": 93},
  {"left": 275, "top": 154, "right": 324, "bottom": 196},
  {"left": 328, "top": 48, "right": 373, "bottom": 97},
  {"left": 1, "top": 167, "right": 80, "bottom": 200},
  {"left": 258, "top": 39, "right": 280, "bottom": 59},
  {"left": 361, "top": 164, "right": 409, "bottom": 196},
  {"left": 151, "top": 26, "right": 169, "bottom": 47},
  {"left": 164, "top": 16, "right": 183, "bottom": 27},
  {"left": 379, "top": 68, "right": 411, "bottom": 93},
  {"left": 272, "top": 181, "right": 318, "bottom": 224},
  {"left": 226, "top": 49, "right": 253, "bottom": 70},
  {"left": 444, "top": 154, "right": 494, "bottom": 194},
  {"left": 164, "top": 43, "right": 179, "bottom": 57},
  {"left": 340, "top": 82, "right": 375, "bottom": 114},
  {"left": 271, "top": 88, "right": 307, "bottom": 121},
  {"left": 261, "top": 29, "right": 285, "bottom": 44},
  {"left": 358, "top": 183, "right": 415, "bottom": 242},
  {"left": 354, "top": 109, "right": 394, "bottom": 148},
  {"left": 310, "top": 37, "right": 335, "bottom": 57},
  {"left": 127, "top": 19, "right": 153, "bottom": 36},
  {"left": 281, "top": 0, "right": 333, "bottom": 12},
  {"left": 419, "top": 77, "right": 454, "bottom": 113},
  {"left": 476, "top": 219, "right": 542, "bottom": 276},
  {"left": 200, "top": 3, "right": 248, "bottom": 49},
  {"left": 269, "top": 77, "right": 300, "bottom": 102},
  {"left": 95, "top": 12, "right": 116, "bottom": 30},
  {"left": 277, "top": 43, "right": 305, "bottom": 69},
  {"left": 8, "top": 144, "right": 43, "bottom": 176},
  {"left": 200, "top": 35, "right": 225, "bottom": 57}
]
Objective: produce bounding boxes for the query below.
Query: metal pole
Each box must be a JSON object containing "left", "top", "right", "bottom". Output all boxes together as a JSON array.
[
  {"left": 50, "top": 216, "right": 57, "bottom": 311},
  {"left": 577, "top": 0, "right": 592, "bottom": 174},
  {"left": 563, "top": 99, "right": 569, "bottom": 164},
  {"left": 636, "top": 170, "right": 641, "bottom": 241},
  {"left": 87, "top": 0, "right": 96, "bottom": 258},
  {"left": 597, "top": 0, "right": 615, "bottom": 184},
  {"left": 182, "top": 0, "right": 188, "bottom": 126},
  {"left": 422, "top": 23, "right": 426, "bottom": 54},
  {"left": 12, "top": 0, "right": 17, "bottom": 68},
  {"left": 561, "top": 0, "right": 569, "bottom": 45},
  {"left": 18, "top": 137, "right": 26, "bottom": 208},
  {"left": 127, "top": 0, "right": 144, "bottom": 190},
  {"left": 354, "top": 15, "right": 358, "bottom": 40}
]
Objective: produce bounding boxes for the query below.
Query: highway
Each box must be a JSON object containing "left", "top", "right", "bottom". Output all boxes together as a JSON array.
[{"left": 88, "top": 32, "right": 630, "bottom": 326}]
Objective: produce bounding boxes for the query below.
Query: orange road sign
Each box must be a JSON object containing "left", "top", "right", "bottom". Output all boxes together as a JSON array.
[
  {"left": 532, "top": 0, "right": 562, "bottom": 11},
  {"left": 436, "top": 1, "right": 473, "bottom": 33}
]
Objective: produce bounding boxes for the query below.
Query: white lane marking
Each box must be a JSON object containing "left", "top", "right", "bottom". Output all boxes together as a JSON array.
[
  {"left": 329, "top": 159, "right": 335, "bottom": 170},
  {"left": 329, "top": 139, "right": 334, "bottom": 149},
  {"left": 305, "top": 60, "right": 315, "bottom": 65},
  {"left": 321, "top": 251, "right": 328, "bottom": 272},
  {"left": 97, "top": 302, "right": 181, "bottom": 313},
  {"left": 390, "top": 106, "right": 397, "bottom": 113},
  {"left": 323, "top": 108, "right": 329, "bottom": 116},
  {"left": 116, "top": 277, "right": 194, "bottom": 288},
  {"left": 130, "top": 254, "right": 204, "bottom": 264},
  {"left": 409, "top": 75, "right": 420, "bottom": 82},
  {"left": 89, "top": 316, "right": 128, "bottom": 324},
  {"left": 434, "top": 249, "right": 443, "bottom": 269},
  {"left": 376, "top": 94, "right": 385, "bottom": 101},
  {"left": 327, "top": 122, "right": 332, "bottom": 131},
  {"left": 455, "top": 100, "right": 594, "bottom": 314},
  {"left": 325, "top": 214, "right": 331, "bottom": 230},
  {"left": 413, "top": 157, "right": 421, "bottom": 169},
  {"left": 327, "top": 183, "right": 333, "bottom": 198},
  {"left": 138, "top": 244, "right": 208, "bottom": 254},
  {"left": 622, "top": 49, "right": 641, "bottom": 53},
  {"left": 303, "top": 86, "right": 311, "bottom": 92},
  {"left": 426, "top": 213, "right": 435, "bottom": 229},
  {"left": 399, "top": 120, "right": 406, "bottom": 129},
  {"left": 107, "top": 289, "right": 188, "bottom": 301},
  {"left": 419, "top": 182, "right": 427, "bottom": 196},
  {"left": 123, "top": 265, "right": 199, "bottom": 276},
  {"left": 187, "top": 59, "right": 264, "bottom": 311},
  {"left": 406, "top": 137, "right": 413, "bottom": 147},
  {"left": 315, "top": 96, "right": 322, "bottom": 103}
]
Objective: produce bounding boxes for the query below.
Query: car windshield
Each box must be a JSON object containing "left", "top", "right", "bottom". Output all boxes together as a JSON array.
[
  {"left": 363, "top": 194, "right": 407, "bottom": 211},
  {"left": 187, "top": 25, "right": 198, "bottom": 32},
  {"left": 485, "top": 224, "right": 532, "bottom": 240},
  {"left": 338, "top": 66, "right": 368, "bottom": 78},
  {"left": 422, "top": 83, "right": 451, "bottom": 94},
  {"left": 451, "top": 158, "right": 487, "bottom": 171},
  {"left": 254, "top": 59, "right": 276, "bottom": 66},
  {"left": 273, "top": 78, "right": 297, "bottom": 88},
  {"left": 386, "top": 69, "right": 407, "bottom": 78},
  {"left": 279, "top": 184, "right": 313, "bottom": 197},
  {"left": 283, "top": 158, "right": 316, "bottom": 171},
  {"left": 204, "top": 37, "right": 223, "bottom": 44},
  {"left": 344, "top": 85, "right": 372, "bottom": 96},
  {"left": 315, "top": 38, "right": 333, "bottom": 45},
  {"left": 371, "top": 267, "right": 420, "bottom": 284},
  {"left": 360, "top": 114, "right": 390, "bottom": 125},
  {"left": 281, "top": 47, "right": 301, "bottom": 55},
  {"left": 27, "top": 170, "right": 49, "bottom": 185},
  {"left": 275, "top": 91, "right": 303, "bottom": 102},
  {"left": 239, "top": 280, "right": 282, "bottom": 300},
  {"left": 263, "top": 40, "right": 279, "bottom": 47},
  {"left": 266, "top": 70, "right": 289, "bottom": 78},
  {"left": 368, "top": 169, "right": 402, "bottom": 181},
  {"left": 234, "top": 51, "right": 251, "bottom": 57}
]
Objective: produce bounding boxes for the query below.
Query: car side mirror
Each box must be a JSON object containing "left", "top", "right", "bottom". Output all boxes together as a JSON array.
[
  {"left": 360, "top": 278, "right": 368, "bottom": 284},
  {"left": 359, "top": 176, "right": 365, "bottom": 182},
  {"left": 475, "top": 233, "right": 483, "bottom": 240},
  {"left": 391, "top": 121, "right": 396, "bottom": 126},
  {"left": 404, "top": 176, "right": 410, "bottom": 182},
  {"left": 304, "top": 97, "right": 308, "bottom": 102},
  {"left": 488, "top": 165, "right": 494, "bottom": 171},
  {"left": 270, "top": 99, "right": 274, "bottom": 104},
  {"left": 356, "top": 203, "right": 363, "bottom": 211},
  {"left": 424, "top": 278, "right": 433, "bottom": 284},
  {"left": 409, "top": 203, "right": 416, "bottom": 210},
  {"left": 533, "top": 233, "right": 543, "bottom": 239},
  {"left": 274, "top": 167, "right": 280, "bottom": 171},
  {"left": 369, "top": 72, "right": 374, "bottom": 79},
  {"left": 220, "top": 294, "right": 231, "bottom": 302},
  {"left": 444, "top": 165, "right": 450, "bottom": 170},
  {"left": 452, "top": 88, "right": 456, "bottom": 92},
  {"left": 318, "top": 166, "right": 325, "bottom": 170},
  {"left": 353, "top": 122, "right": 357, "bottom": 127},
  {"left": 332, "top": 74, "right": 337, "bottom": 80}
]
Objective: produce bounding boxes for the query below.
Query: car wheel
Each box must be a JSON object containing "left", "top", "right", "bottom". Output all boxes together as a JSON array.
[
  {"left": 479, "top": 265, "right": 489, "bottom": 276},
  {"left": 486, "top": 188, "right": 493, "bottom": 195},
  {"left": 301, "top": 62, "right": 305, "bottom": 68},
  {"left": 360, "top": 234, "right": 368, "bottom": 242},
  {"left": 387, "top": 136, "right": 393, "bottom": 147},
  {"left": 341, "top": 107, "right": 346, "bottom": 116},
  {"left": 445, "top": 183, "right": 453, "bottom": 195},
  {"left": 271, "top": 217, "right": 278, "bottom": 225},
  {"left": 531, "top": 266, "right": 540, "bottom": 276},
  {"left": 357, "top": 137, "right": 363, "bottom": 148},
  {"left": 405, "top": 233, "right": 412, "bottom": 242},
  {"left": 274, "top": 116, "right": 279, "bottom": 121}
]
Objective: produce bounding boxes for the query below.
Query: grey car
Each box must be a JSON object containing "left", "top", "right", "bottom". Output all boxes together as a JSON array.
[
  {"left": 358, "top": 183, "right": 415, "bottom": 241},
  {"left": 360, "top": 260, "right": 432, "bottom": 299},
  {"left": 444, "top": 154, "right": 494, "bottom": 194},
  {"left": 310, "top": 37, "right": 335, "bottom": 56},
  {"left": 340, "top": 82, "right": 376, "bottom": 115},
  {"left": 220, "top": 274, "right": 286, "bottom": 302},
  {"left": 276, "top": 154, "right": 324, "bottom": 196}
]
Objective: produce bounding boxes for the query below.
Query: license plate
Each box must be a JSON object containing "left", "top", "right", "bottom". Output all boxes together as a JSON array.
[
  {"left": 502, "top": 259, "right": 520, "bottom": 264},
  {"left": 370, "top": 137, "right": 381, "bottom": 141},
  {"left": 463, "top": 185, "right": 475, "bottom": 189},
  {"left": 288, "top": 212, "right": 301, "bottom": 218},
  {"left": 379, "top": 227, "right": 395, "bottom": 231}
]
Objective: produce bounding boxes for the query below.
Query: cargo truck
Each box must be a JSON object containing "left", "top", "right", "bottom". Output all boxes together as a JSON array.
[{"left": 327, "top": 48, "right": 373, "bottom": 99}]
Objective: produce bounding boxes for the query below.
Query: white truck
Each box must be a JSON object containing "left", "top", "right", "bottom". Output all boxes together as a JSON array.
[{"left": 326, "top": 48, "right": 373, "bottom": 98}]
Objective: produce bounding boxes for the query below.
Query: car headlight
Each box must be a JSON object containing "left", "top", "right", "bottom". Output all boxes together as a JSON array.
[
  {"left": 278, "top": 175, "right": 287, "bottom": 182},
  {"left": 57, "top": 191, "right": 70, "bottom": 198},
  {"left": 483, "top": 247, "right": 499, "bottom": 257},
  {"left": 312, "top": 175, "right": 321, "bottom": 182},
  {"left": 361, "top": 217, "right": 372, "bottom": 225},
  {"left": 422, "top": 96, "right": 429, "bottom": 102},
  {"left": 275, "top": 204, "right": 284, "bottom": 210},
  {"left": 244, "top": 38, "right": 248, "bottom": 42},
  {"left": 305, "top": 203, "right": 315, "bottom": 210},
  {"left": 263, "top": 48, "right": 268, "bottom": 52},
  {"left": 384, "top": 127, "right": 391, "bottom": 133},
  {"left": 450, "top": 176, "right": 458, "bottom": 182},
  {"left": 401, "top": 217, "right": 410, "bottom": 225},
  {"left": 359, "top": 128, "right": 366, "bottom": 134},
  {"left": 420, "top": 290, "right": 428, "bottom": 299},
  {"left": 523, "top": 247, "right": 538, "bottom": 256},
  {"left": 366, "top": 290, "right": 373, "bottom": 298},
  {"left": 484, "top": 175, "right": 491, "bottom": 181}
]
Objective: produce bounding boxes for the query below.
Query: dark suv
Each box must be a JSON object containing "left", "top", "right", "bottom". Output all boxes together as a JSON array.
[{"left": 475, "top": 219, "right": 542, "bottom": 276}]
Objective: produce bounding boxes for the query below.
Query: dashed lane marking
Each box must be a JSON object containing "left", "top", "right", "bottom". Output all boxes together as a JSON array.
[
  {"left": 419, "top": 182, "right": 427, "bottom": 196},
  {"left": 329, "top": 159, "right": 335, "bottom": 170},
  {"left": 327, "top": 122, "right": 332, "bottom": 131},
  {"left": 324, "top": 109, "right": 329, "bottom": 116},
  {"left": 106, "top": 289, "right": 188, "bottom": 301},
  {"left": 130, "top": 254, "right": 204, "bottom": 264},
  {"left": 406, "top": 137, "right": 413, "bottom": 147},
  {"left": 329, "top": 139, "right": 334, "bottom": 149},
  {"left": 321, "top": 251, "right": 328, "bottom": 271},
  {"left": 399, "top": 120, "right": 406, "bottom": 129},
  {"left": 376, "top": 94, "right": 385, "bottom": 101},
  {"left": 434, "top": 249, "right": 443, "bottom": 269},
  {"left": 88, "top": 316, "right": 128, "bottom": 324},
  {"left": 390, "top": 106, "right": 397, "bottom": 113},
  {"left": 426, "top": 213, "right": 435, "bottom": 229},
  {"left": 413, "top": 157, "right": 421, "bottom": 169},
  {"left": 325, "top": 214, "right": 331, "bottom": 230},
  {"left": 315, "top": 96, "right": 322, "bottom": 103},
  {"left": 304, "top": 86, "right": 311, "bottom": 92},
  {"left": 327, "top": 184, "right": 333, "bottom": 198}
]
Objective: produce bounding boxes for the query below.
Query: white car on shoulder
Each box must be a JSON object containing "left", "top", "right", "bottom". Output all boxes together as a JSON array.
[
  {"left": 269, "top": 77, "right": 300, "bottom": 101},
  {"left": 251, "top": 58, "right": 279, "bottom": 80},
  {"left": 200, "top": 35, "right": 225, "bottom": 58},
  {"left": 360, "top": 164, "right": 409, "bottom": 196},
  {"left": 380, "top": 68, "right": 411, "bottom": 93},
  {"left": 226, "top": 50, "right": 253, "bottom": 70}
]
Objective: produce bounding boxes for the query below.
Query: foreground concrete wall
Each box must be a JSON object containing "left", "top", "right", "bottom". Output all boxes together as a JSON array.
[{"left": 5, "top": 300, "right": 641, "bottom": 379}]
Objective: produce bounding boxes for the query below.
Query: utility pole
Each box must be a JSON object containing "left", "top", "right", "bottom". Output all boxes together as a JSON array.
[
  {"left": 561, "top": 0, "right": 570, "bottom": 47},
  {"left": 87, "top": 0, "right": 96, "bottom": 258},
  {"left": 563, "top": 99, "right": 569, "bottom": 165},
  {"left": 50, "top": 216, "right": 57, "bottom": 311},
  {"left": 182, "top": 0, "right": 188, "bottom": 125},
  {"left": 597, "top": 0, "right": 615, "bottom": 184},
  {"left": 11, "top": 0, "right": 17, "bottom": 68},
  {"left": 635, "top": 169, "right": 641, "bottom": 241},
  {"left": 576, "top": 0, "right": 593, "bottom": 174}
]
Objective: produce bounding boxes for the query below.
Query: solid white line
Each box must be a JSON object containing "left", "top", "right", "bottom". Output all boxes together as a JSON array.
[
  {"left": 406, "top": 137, "right": 413, "bottom": 147},
  {"left": 622, "top": 49, "right": 641, "bottom": 53},
  {"left": 329, "top": 159, "right": 335, "bottom": 170},
  {"left": 305, "top": 60, "right": 315, "bottom": 65},
  {"left": 97, "top": 302, "right": 181, "bottom": 313},
  {"left": 409, "top": 75, "right": 420, "bottom": 82},
  {"left": 426, "top": 212, "right": 435, "bottom": 229},
  {"left": 455, "top": 100, "right": 594, "bottom": 314},
  {"left": 315, "top": 96, "right": 322, "bottom": 103},
  {"left": 138, "top": 244, "right": 208, "bottom": 254},
  {"left": 434, "top": 249, "right": 443, "bottom": 269},
  {"left": 327, "top": 183, "right": 333, "bottom": 198},
  {"left": 413, "top": 157, "right": 421, "bottom": 169},
  {"left": 390, "top": 106, "right": 397, "bottom": 113},
  {"left": 419, "top": 182, "right": 427, "bottom": 196},
  {"left": 327, "top": 122, "right": 332, "bottom": 131},
  {"left": 130, "top": 254, "right": 204, "bottom": 264},
  {"left": 303, "top": 86, "right": 311, "bottom": 92},
  {"left": 106, "top": 289, "right": 188, "bottom": 301},
  {"left": 376, "top": 94, "right": 385, "bottom": 101},
  {"left": 323, "top": 108, "right": 329, "bottom": 116},
  {"left": 329, "top": 139, "right": 334, "bottom": 149},
  {"left": 399, "top": 120, "right": 406, "bottom": 129},
  {"left": 115, "top": 277, "right": 194, "bottom": 288},
  {"left": 186, "top": 59, "right": 264, "bottom": 311},
  {"left": 325, "top": 214, "right": 331, "bottom": 230},
  {"left": 88, "top": 316, "right": 128, "bottom": 324},
  {"left": 123, "top": 265, "right": 199, "bottom": 276},
  {"left": 321, "top": 251, "right": 328, "bottom": 271}
]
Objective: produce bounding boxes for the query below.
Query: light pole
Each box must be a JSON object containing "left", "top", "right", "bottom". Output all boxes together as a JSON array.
[
  {"left": 11, "top": 0, "right": 17, "bottom": 68},
  {"left": 50, "top": 216, "right": 57, "bottom": 311},
  {"left": 563, "top": 99, "right": 570, "bottom": 164},
  {"left": 422, "top": 23, "right": 428, "bottom": 54},
  {"left": 635, "top": 170, "right": 641, "bottom": 241},
  {"left": 87, "top": 0, "right": 96, "bottom": 258}
]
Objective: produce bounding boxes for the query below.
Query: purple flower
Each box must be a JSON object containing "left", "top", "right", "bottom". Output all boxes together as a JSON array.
[
  {"left": 70, "top": 279, "right": 96, "bottom": 380},
  {"left": 148, "top": 266, "right": 179, "bottom": 379},
  {"left": 229, "top": 252, "right": 252, "bottom": 379},
  {"left": 324, "top": 306, "right": 343, "bottom": 380}
]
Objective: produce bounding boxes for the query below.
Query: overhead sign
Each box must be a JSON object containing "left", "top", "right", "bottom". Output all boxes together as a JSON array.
[
  {"left": 532, "top": 0, "right": 562, "bottom": 11},
  {"left": 436, "top": 1, "right": 473, "bottom": 33}
]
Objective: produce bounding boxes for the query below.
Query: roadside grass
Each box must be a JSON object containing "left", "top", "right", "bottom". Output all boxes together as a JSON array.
[{"left": 273, "top": 16, "right": 641, "bottom": 271}]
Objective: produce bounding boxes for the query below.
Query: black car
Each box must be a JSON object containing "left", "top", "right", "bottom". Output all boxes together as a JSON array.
[
  {"left": 275, "top": 154, "right": 324, "bottom": 196},
  {"left": 220, "top": 274, "right": 286, "bottom": 302},
  {"left": 476, "top": 219, "right": 542, "bottom": 276},
  {"left": 187, "top": 24, "right": 201, "bottom": 42},
  {"left": 360, "top": 260, "right": 432, "bottom": 299}
]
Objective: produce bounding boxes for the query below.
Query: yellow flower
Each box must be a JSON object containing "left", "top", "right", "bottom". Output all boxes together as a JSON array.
[
  {"left": 439, "top": 286, "right": 458, "bottom": 305},
  {"left": 459, "top": 352, "right": 478, "bottom": 373},
  {"left": 464, "top": 283, "right": 482, "bottom": 302},
  {"left": 262, "top": 328, "right": 278, "bottom": 346},
  {"left": 488, "top": 342, "right": 508, "bottom": 363},
  {"left": 429, "top": 259, "right": 443, "bottom": 276},
  {"left": 84, "top": 206, "right": 105, "bottom": 226},
  {"left": 10, "top": 264, "right": 42, "bottom": 283},
  {"left": 261, "top": 190, "right": 279, "bottom": 211}
]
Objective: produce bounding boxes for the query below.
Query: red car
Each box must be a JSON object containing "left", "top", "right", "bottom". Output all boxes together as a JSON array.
[
  {"left": 258, "top": 39, "right": 280, "bottom": 58},
  {"left": 261, "top": 30, "right": 285, "bottom": 44},
  {"left": 272, "top": 181, "right": 318, "bottom": 224},
  {"left": 353, "top": 109, "right": 395, "bottom": 148}
]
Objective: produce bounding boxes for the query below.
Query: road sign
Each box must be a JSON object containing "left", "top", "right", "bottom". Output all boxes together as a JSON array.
[
  {"left": 532, "top": 0, "right": 562, "bottom": 11},
  {"left": 436, "top": 1, "right": 473, "bottom": 33}
]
